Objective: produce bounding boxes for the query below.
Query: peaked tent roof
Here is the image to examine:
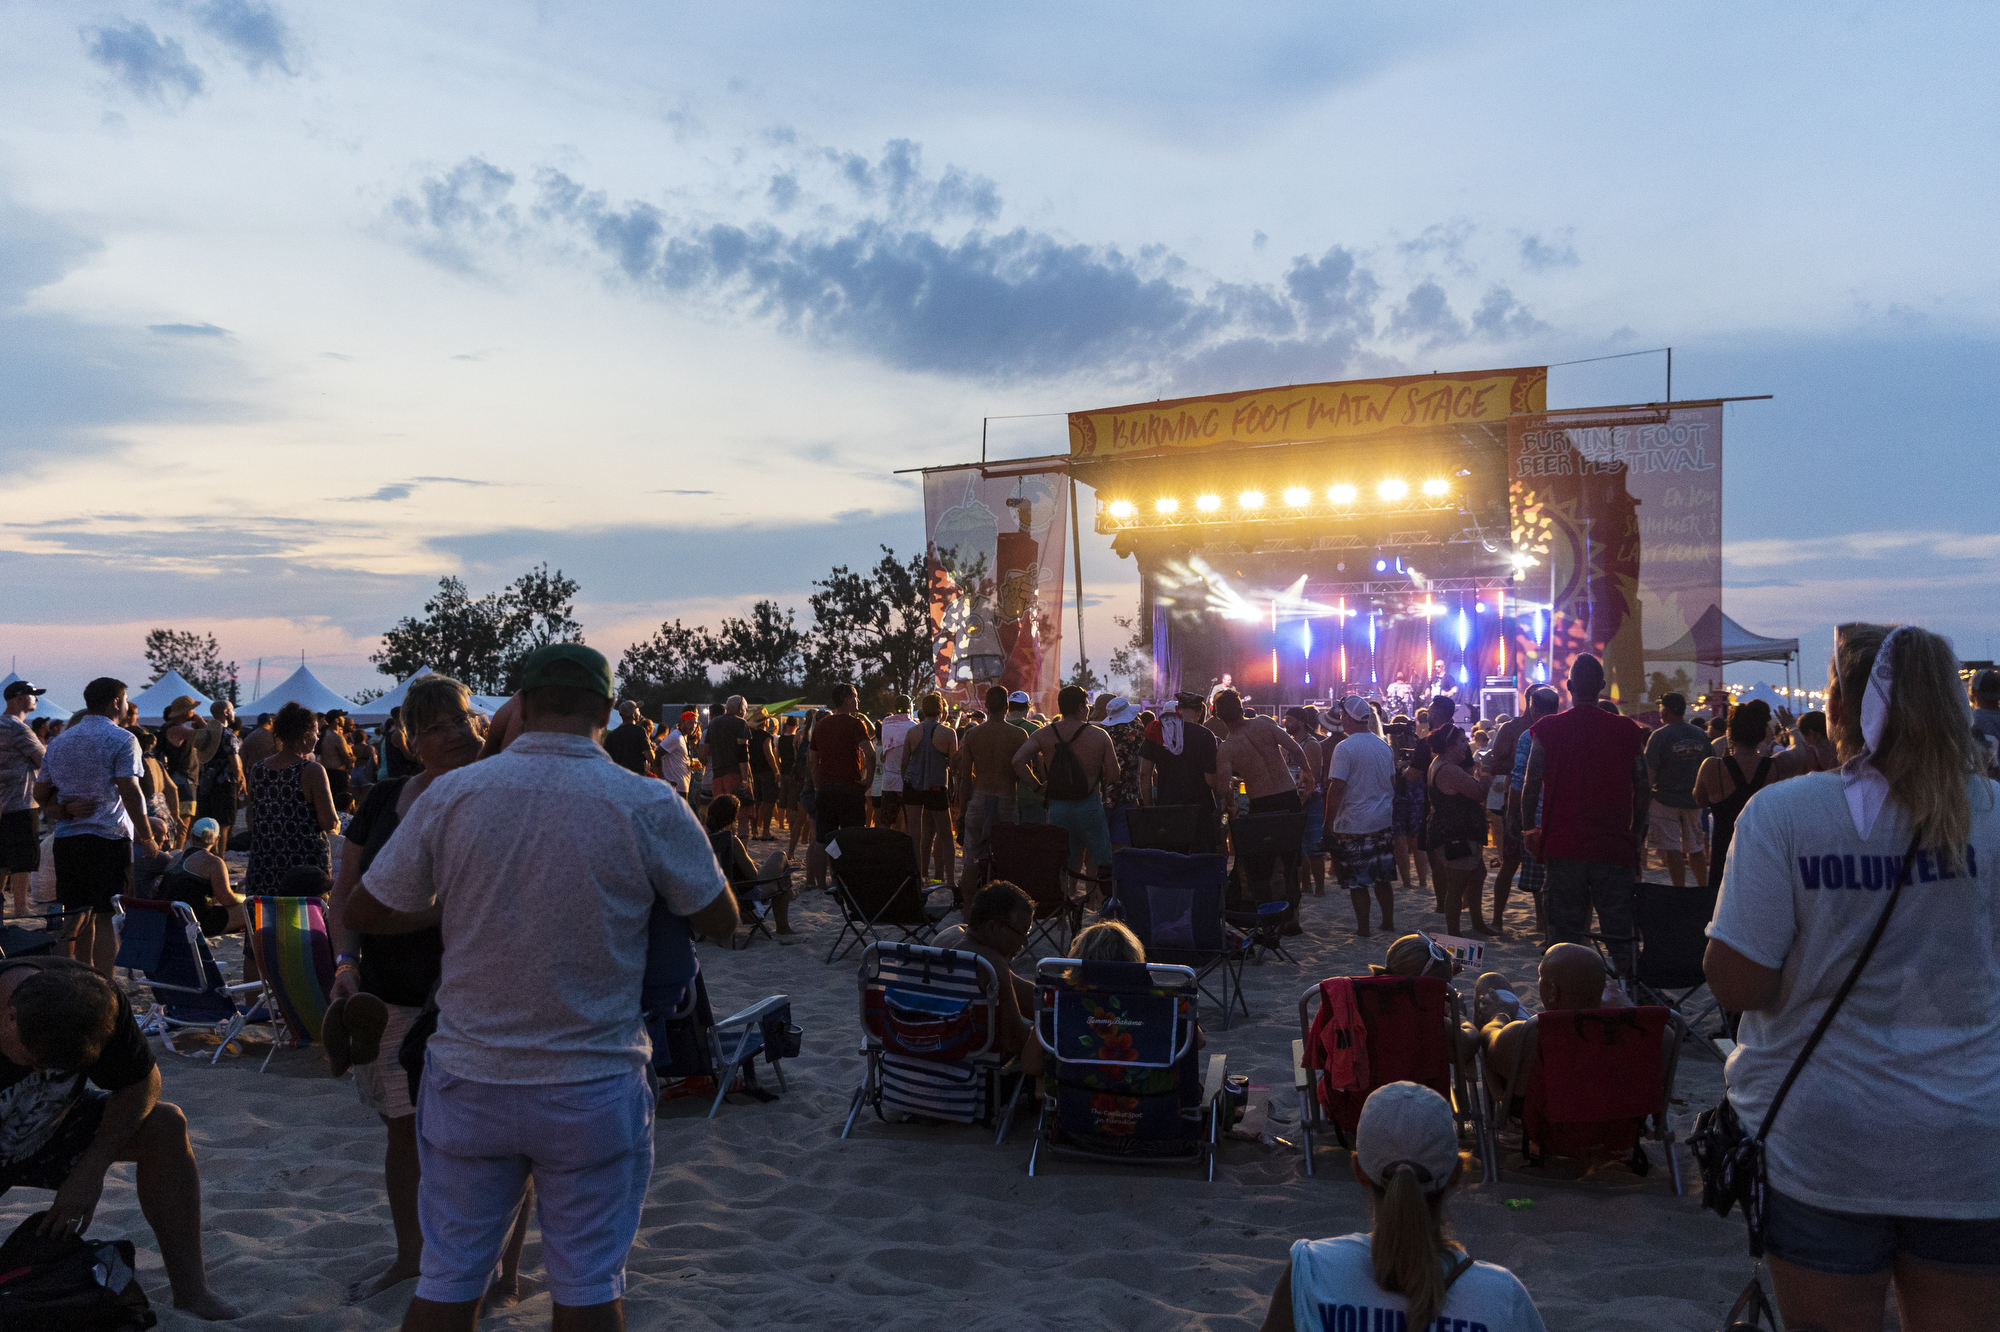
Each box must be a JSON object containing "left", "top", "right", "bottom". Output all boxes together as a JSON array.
[
  {"left": 1645, "top": 604, "right": 1799, "bottom": 666},
  {"left": 132, "top": 671, "right": 215, "bottom": 726},
  {"left": 243, "top": 666, "right": 356, "bottom": 718},
  {"left": 0, "top": 672, "right": 83, "bottom": 720},
  {"left": 345, "top": 667, "right": 434, "bottom": 726}
]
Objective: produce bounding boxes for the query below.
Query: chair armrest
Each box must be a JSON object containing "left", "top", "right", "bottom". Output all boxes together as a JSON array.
[
  {"left": 1291, "top": 1038, "right": 1309, "bottom": 1089},
  {"left": 1201, "top": 1052, "right": 1228, "bottom": 1105},
  {"left": 224, "top": 982, "right": 267, "bottom": 998},
  {"left": 713, "top": 994, "right": 791, "bottom": 1030}
]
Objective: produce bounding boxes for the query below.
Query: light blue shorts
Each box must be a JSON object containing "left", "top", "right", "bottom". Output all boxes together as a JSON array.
[
  {"left": 1046, "top": 796, "right": 1114, "bottom": 870},
  {"left": 415, "top": 1059, "right": 655, "bottom": 1306}
]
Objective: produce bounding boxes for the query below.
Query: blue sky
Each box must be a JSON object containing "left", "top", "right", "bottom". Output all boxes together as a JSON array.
[{"left": 3, "top": 1, "right": 1995, "bottom": 702}]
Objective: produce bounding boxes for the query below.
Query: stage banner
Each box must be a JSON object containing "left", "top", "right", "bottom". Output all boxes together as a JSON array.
[
  {"left": 1508, "top": 405, "right": 1722, "bottom": 709},
  {"left": 1069, "top": 366, "right": 1546, "bottom": 460},
  {"left": 922, "top": 467, "right": 1068, "bottom": 712}
]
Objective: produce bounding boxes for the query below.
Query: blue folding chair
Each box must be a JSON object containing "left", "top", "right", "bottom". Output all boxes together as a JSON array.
[
  {"left": 1027, "top": 957, "right": 1217, "bottom": 1179},
  {"left": 113, "top": 896, "right": 277, "bottom": 1066},
  {"left": 1107, "top": 849, "right": 1251, "bottom": 1028}
]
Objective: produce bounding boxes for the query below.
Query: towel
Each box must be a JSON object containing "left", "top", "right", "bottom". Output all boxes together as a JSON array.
[{"left": 1307, "top": 977, "right": 1370, "bottom": 1093}]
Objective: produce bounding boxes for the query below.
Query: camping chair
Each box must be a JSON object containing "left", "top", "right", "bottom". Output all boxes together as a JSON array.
[
  {"left": 1592, "top": 884, "right": 1727, "bottom": 1060},
  {"left": 1293, "top": 975, "right": 1496, "bottom": 1180},
  {"left": 1125, "top": 805, "right": 1221, "bottom": 855},
  {"left": 1226, "top": 811, "right": 1305, "bottom": 963},
  {"left": 649, "top": 971, "right": 798, "bottom": 1118},
  {"left": 727, "top": 857, "right": 796, "bottom": 950},
  {"left": 843, "top": 941, "right": 1027, "bottom": 1143},
  {"left": 823, "top": 827, "right": 952, "bottom": 964},
  {"left": 986, "top": 823, "right": 1090, "bottom": 958},
  {"left": 1107, "top": 849, "right": 1251, "bottom": 1028},
  {"left": 1027, "top": 956, "right": 1218, "bottom": 1180},
  {"left": 1499, "top": 1006, "right": 1686, "bottom": 1193},
  {"left": 245, "top": 896, "right": 336, "bottom": 1061},
  {"left": 112, "top": 896, "right": 278, "bottom": 1067},
  {"left": 0, "top": 907, "right": 88, "bottom": 958}
]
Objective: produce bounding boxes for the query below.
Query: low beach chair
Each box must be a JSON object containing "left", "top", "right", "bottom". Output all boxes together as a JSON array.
[
  {"left": 1027, "top": 957, "right": 1217, "bottom": 1180},
  {"left": 727, "top": 857, "right": 796, "bottom": 950},
  {"left": 823, "top": 827, "right": 951, "bottom": 964},
  {"left": 1125, "top": 804, "right": 1221, "bottom": 855},
  {"left": 986, "top": 822, "right": 1089, "bottom": 959},
  {"left": 1594, "top": 884, "right": 1728, "bottom": 1060},
  {"left": 1108, "top": 849, "right": 1251, "bottom": 1028},
  {"left": 1225, "top": 811, "right": 1305, "bottom": 963},
  {"left": 112, "top": 896, "right": 277, "bottom": 1066},
  {"left": 1498, "top": 1005, "right": 1686, "bottom": 1193},
  {"left": 1294, "top": 974, "right": 1495, "bottom": 1180},
  {"left": 650, "top": 971, "right": 798, "bottom": 1118},
  {"left": 245, "top": 896, "right": 336, "bottom": 1058},
  {"left": 843, "top": 941, "right": 1025, "bottom": 1142},
  {"left": 0, "top": 907, "right": 88, "bottom": 958}
]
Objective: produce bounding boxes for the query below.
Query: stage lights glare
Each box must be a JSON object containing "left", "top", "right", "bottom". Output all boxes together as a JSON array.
[
  {"left": 1107, "top": 500, "right": 1135, "bottom": 519},
  {"left": 1196, "top": 494, "right": 1222, "bottom": 512},
  {"left": 1238, "top": 491, "right": 1264, "bottom": 509},
  {"left": 1328, "top": 483, "right": 1358, "bottom": 504},
  {"left": 1283, "top": 487, "right": 1311, "bottom": 506},
  {"left": 1421, "top": 478, "right": 1449, "bottom": 497},
  {"left": 1155, "top": 497, "right": 1178, "bottom": 514},
  {"left": 1378, "top": 479, "right": 1408, "bottom": 500}
]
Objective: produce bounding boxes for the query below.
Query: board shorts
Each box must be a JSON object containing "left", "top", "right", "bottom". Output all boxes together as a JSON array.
[
  {"left": 1392, "top": 784, "right": 1426, "bottom": 838},
  {"left": 1648, "top": 803, "right": 1703, "bottom": 854},
  {"left": 1328, "top": 828, "right": 1398, "bottom": 888}
]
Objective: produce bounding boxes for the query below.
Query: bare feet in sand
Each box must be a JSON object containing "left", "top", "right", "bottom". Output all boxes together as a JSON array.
[
  {"left": 348, "top": 1259, "right": 421, "bottom": 1302},
  {"left": 175, "top": 1290, "right": 243, "bottom": 1321},
  {"left": 480, "top": 1275, "right": 534, "bottom": 1317}
]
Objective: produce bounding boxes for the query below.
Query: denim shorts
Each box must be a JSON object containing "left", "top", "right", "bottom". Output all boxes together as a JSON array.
[{"left": 1764, "top": 1185, "right": 2000, "bottom": 1276}]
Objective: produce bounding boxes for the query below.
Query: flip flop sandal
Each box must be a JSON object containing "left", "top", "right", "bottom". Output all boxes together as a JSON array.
[
  {"left": 344, "top": 993, "right": 390, "bottom": 1067},
  {"left": 323, "top": 997, "right": 354, "bottom": 1076}
]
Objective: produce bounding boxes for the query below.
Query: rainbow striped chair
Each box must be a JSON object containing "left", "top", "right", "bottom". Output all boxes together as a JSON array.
[{"left": 246, "top": 896, "right": 337, "bottom": 1071}]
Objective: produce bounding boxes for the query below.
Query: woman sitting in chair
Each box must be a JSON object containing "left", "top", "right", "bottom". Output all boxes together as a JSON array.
[
  {"left": 156, "top": 816, "right": 246, "bottom": 937},
  {"left": 705, "top": 795, "right": 798, "bottom": 940}
]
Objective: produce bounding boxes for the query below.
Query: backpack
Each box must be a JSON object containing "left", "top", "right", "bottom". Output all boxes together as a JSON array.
[
  {"left": 1043, "top": 724, "right": 1093, "bottom": 803},
  {"left": 0, "top": 1211, "right": 156, "bottom": 1331}
]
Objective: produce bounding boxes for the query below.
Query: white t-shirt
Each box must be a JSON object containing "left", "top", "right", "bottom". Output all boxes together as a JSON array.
[
  {"left": 878, "top": 714, "right": 915, "bottom": 792},
  {"left": 1708, "top": 771, "right": 2000, "bottom": 1217},
  {"left": 1290, "top": 1235, "right": 1544, "bottom": 1332},
  {"left": 1328, "top": 732, "right": 1396, "bottom": 835}
]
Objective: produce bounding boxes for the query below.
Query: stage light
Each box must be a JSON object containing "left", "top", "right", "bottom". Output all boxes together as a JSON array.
[
  {"left": 1238, "top": 491, "right": 1264, "bottom": 509},
  {"left": 1155, "top": 497, "right": 1178, "bottom": 514},
  {"left": 1374, "top": 558, "right": 1388, "bottom": 573},
  {"left": 1422, "top": 478, "right": 1449, "bottom": 498},
  {"left": 1195, "top": 494, "right": 1221, "bottom": 512},
  {"left": 1328, "top": 484, "right": 1357, "bottom": 504},
  {"left": 1475, "top": 602, "right": 1488, "bottom": 613},
  {"left": 1284, "top": 487, "right": 1311, "bottom": 506},
  {"left": 1107, "top": 500, "right": 1135, "bottom": 519},
  {"left": 1378, "top": 479, "right": 1408, "bottom": 501}
]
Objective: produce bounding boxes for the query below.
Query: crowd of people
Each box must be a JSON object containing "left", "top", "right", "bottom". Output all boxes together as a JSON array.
[{"left": 0, "top": 622, "right": 1995, "bottom": 1330}]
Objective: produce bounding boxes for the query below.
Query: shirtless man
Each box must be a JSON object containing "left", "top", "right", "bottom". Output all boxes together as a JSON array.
[
  {"left": 1213, "top": 690, "right": 1317, "bottom": 814},
  {"left": 1012, "top": 684, "right": 1119, "bottom": 886},
  {"left": 955, "top": 685, "right": 1026, "bottom": 895},
  {"left": 1476, "top": 943, "right": 1671, "bottom": 1116},
  {"left": 478, "top": 693, "right": 525, "bottom": 758}
]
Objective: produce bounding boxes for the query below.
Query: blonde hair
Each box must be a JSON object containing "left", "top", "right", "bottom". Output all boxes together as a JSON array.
[
  {"left": 1369, "top": 1160, "right": 1464, "bottom": 1328},
  {"left": 1831, "top": 623, "right": 1986, "bottom": 859},
  {"left": 1071, "top": 921, "right": 1144, "bottom": 962},
  {"left": 403, "top": 674, "right": 473, "bottom": 741}
]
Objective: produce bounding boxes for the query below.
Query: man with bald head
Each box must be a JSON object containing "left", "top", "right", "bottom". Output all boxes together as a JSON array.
[{"left": 1477, "top": 943, "right": 1614, "bottom": 1105}]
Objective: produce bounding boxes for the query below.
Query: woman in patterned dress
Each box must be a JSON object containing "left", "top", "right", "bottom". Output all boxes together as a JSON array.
[{"left": 245, "top": 701, "right": 337, "bottom": 895}]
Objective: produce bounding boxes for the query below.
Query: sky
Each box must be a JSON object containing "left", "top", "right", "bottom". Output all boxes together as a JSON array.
[{"left": 3, "top": 1, "right": 1996, "bottom": 707}]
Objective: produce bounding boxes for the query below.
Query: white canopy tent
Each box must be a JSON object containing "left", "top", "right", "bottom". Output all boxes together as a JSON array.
[
  {"left": 1646, "top": 603, "right": 1803, "bottom": 705},
  {"left": 132, "top": 671, "right": 215, "bottom": 726},
  {"left": 346, "top": 668, "right": 434, "bottom": 726},
  {"left": 243, "top": 666, "right": 356, "bottom": 718},
  {"left": 0, "top": 672, "right": 82, "bottom": 720}
]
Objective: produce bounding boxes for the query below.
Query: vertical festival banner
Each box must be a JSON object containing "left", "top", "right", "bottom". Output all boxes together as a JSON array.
[
  {"left": 922, "top": 467, "right": 1068, "bottom": 712},
  {"left": 1508, "top": 405, "right": 1722, "bottom": 709}
]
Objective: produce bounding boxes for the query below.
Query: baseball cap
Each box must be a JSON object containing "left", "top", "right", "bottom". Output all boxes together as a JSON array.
[
  {"left": 189, "top": 817, "right": 221, "bottom": 844},
  {"left": 1007, "top": 690, "right": 1031, "bottom": 705},
  {"left": 2, "top": 681, "right": 46, "bottom": 700},
  {"left": 1173, "top": 691, "right": 1205, "bottom": 711},
  {"left": 1342, "top": 694, "right": 1373, "bottom": 722},
  {"left": 1974, "top": 668, "right": 2000, "bottom": 702},
  {"left": 1354, "top": 1082, "right": 1461, "bottom": 1193},
  {"left": 516, "top": 644, "right": 614, "bottom": 699}
]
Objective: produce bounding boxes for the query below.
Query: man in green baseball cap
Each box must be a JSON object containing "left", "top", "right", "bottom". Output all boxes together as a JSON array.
[{"left": 515, "top": 643, "right": 616, "bottom": 702}]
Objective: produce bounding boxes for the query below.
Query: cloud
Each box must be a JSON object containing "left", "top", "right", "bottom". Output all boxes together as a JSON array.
[
  {"left": 1386, "top": 280, "right": 1465, "bottom": 348},
  {"left": 1469, "top": 287, "right": 1547, "bottom": 340},
  {"left": 652, "top": 488, "right": 715, "bottom": 495},
  {"left": 346, "top": 484, "right": 413, "bottom": 503},
  {"left": 1520, "top": 230, "right": 1579, "bottom": 272},
  {"left": 1397, "top": 221, "right": 1476, "bottom": 278},
  {"left": 411, "top": 476, "right": 495, "bottom": 487},
  {"left": 82, "top": 21, "right": 206, "bottom": 105},
  {"left": 148, "top": 321, "right": 231, "bottom": 337},
  {"left": 387, "top": 158, "right": 520, "bottom": 273},
  {"left": 188, "top": 0, "right": 295, "bottom": 75}
]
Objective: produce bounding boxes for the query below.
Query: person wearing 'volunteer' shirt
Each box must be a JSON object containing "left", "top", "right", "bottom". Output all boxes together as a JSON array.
[{"left": 1705, "top": 623, "right": 2000, "bottom": 1331}]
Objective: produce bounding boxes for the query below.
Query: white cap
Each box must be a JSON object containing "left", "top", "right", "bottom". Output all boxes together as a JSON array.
[
  {"left": 189, "top": 817, "right": 221, "bottom": 844},
  {"left": 1354, "top": 1082, "right": 1460, "bottom": 1193},
  {"left": 1342, "top": 694, "right": 1374, "bottom": 722}
]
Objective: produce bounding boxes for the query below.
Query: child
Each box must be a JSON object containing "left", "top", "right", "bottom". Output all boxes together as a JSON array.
[{"left": 1258, "top": 1082, "right": 1546, "bottom": 1332}]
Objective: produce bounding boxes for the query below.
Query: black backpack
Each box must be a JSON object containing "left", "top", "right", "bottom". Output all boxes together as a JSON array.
[
  {"left": 1043, "top": 725, "right": 1093, "bottom": 803},
  {"left": 0, "top": 1211, "right": 156, "bottom": 1331}
]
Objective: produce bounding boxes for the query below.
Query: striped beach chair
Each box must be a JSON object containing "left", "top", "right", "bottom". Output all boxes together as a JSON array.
[
  {"left": 843, "top": 941, "right": 1025, "bottom": 1142},
  {"left": 246, "top": 896, "right": 336, "bottom": 1067}
]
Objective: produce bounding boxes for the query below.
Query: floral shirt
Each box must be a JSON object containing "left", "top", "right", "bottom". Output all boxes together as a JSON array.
[{"left": 1103, "top": 721, "right": 1146, "bottom": 810}]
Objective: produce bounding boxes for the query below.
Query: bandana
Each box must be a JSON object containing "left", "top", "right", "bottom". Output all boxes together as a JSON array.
[
  {"left": 1840, "top": 625, "right": 1922, "bottom": 837},
  {"left": 1159, "top": 715, "right": 1185, "bottom": 756}
]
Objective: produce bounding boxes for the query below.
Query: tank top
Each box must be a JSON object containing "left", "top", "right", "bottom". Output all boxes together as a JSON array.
[
  {"left": 246, "top": 756, "right": 331, "bottom": 895},
  {"left": 159, "top": 850, "right": 217, "bottom": 911},
  {"left": 1707, "top": 753, "right": 1772, "bottom": 888},
  {"left": 1426, "top": 760, "right": 1488, "bottom": 852},
  {"left": 904, "top": 720, "right": 950, "bottom": 791},
  {"left": 159, "top": 728, "right": 199, "bottom": 787}
]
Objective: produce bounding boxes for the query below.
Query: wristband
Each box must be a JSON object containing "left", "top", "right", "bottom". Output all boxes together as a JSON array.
[{"left": 336, "top": 952, "right": 361, "bottom": 966}]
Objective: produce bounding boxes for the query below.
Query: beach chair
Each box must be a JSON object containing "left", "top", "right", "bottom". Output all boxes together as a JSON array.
[
  {"left": 650, "top": 971, "right": 798, "bottom": 1118},
  {"left": 0, "top": 907, "right": 88, "bottom": 958},
  {"left": 843, "top": 941, "right": 1026, "bottom": 1143},
  {"left": 1027, "top": 957, "right": 1218, "bottom": 1180},
  {"left": 823, "top": 827, "right": 952, "bottom": 964},
  {"left": 1226, "top": 811, "right": 1305, "bottom": 963},
  {"left": 1294, "top": 975, "right": 1496, "bottom": 1181},
  {"left": 986, "top": 822, "right": 1090, "bottom": 958},
  {"left": 726, "top": 857, "right": 796, "bottom": 950},
  {"left": 112, "top": 896, "right": 278, "bottom": 1067},
  {"left": 1125, "top": 805, "right": 1221, "bottom": 855},
  {"left": 245, "top": 896, "right": 336, "bottom": 1056},
  {"left": 1498, "top": 1006, "right": 1686, "bottom": 1193},
  {"left": 1107, "top": 849, "right": 1251, "bottom": 1028},
  {"left": 1593, "top": 885, "right": 1728, "bottom": 1060}
]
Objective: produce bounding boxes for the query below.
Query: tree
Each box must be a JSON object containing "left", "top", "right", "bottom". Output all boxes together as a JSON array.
[
  {"left": 806, "top": 547, "right": 931, "bottom": 708},
  {"left": 1647, "top": 667, "right": 1694, "bottom": 705},
  {"left": 1109, "top": 613, "right": 1153, "bottom": 695},
  {"left": 617, "top": 619, "right": 716, "bottom": 713},
  {"left": 372, "top": 563, "right": 584, "bottom": 695},
  {"left": 1063, "top": 660, "right": 1105, "bottom": 693},
  {"left": 712, "top": 600, "right": 805, "bottom": 699},
  {"left": 143, "top": 629, "right": 238, "bottom": 703}
]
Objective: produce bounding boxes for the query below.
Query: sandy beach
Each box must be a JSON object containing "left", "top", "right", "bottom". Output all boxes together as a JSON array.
[{"left": 6, "top": 846, "right": 1798, "bottom": 1332}]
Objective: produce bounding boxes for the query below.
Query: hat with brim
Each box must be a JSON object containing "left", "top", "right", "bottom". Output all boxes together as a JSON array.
[
  {"left": 164, "top": 695, "right": 201, "bottom": 721},
  {"left": 1100, "top": 697, "right": 1136, "bottom": 725},
  {"left": 192, "top": 719, "right": 223, "bottom": 764}
]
